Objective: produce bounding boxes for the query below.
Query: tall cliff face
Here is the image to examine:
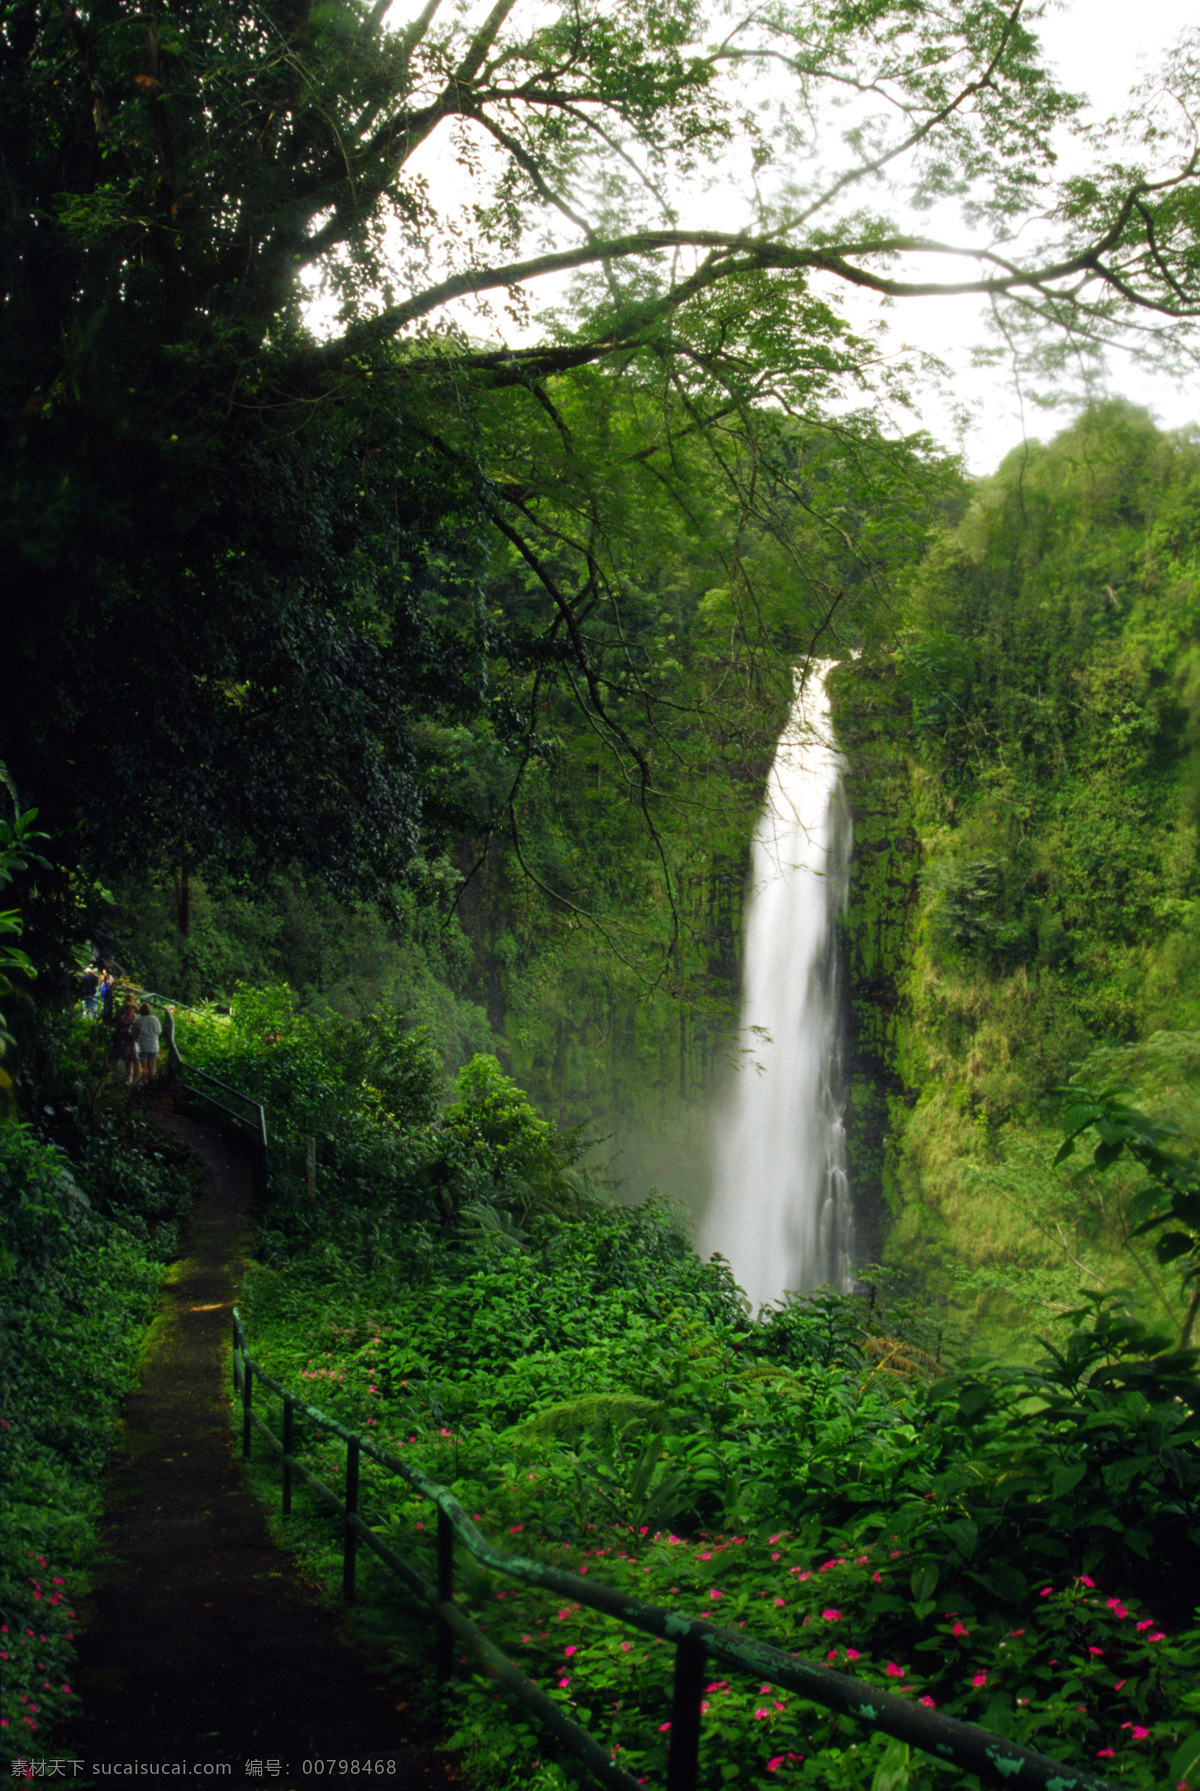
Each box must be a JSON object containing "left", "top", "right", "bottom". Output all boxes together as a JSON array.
[
  {"left": 829, "top": 658, "right": 922, "bottom": 1273},
  {"left": 829, "top": 406, "right": 1200, "bottom": 1337}
]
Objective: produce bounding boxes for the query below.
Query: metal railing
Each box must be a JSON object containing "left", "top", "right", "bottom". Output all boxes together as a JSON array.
[
  {"left": 231, "top": 1308, "right": 1113, "bottom": 1791},
  {"left": 163, "top": 1011, "right": 270, "bottom": 1198}
]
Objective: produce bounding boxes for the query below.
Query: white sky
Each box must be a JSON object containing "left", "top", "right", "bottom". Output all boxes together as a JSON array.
[
  {"left": 334, "top": 0, "right": 1199, "bottom": 476},
  {"left": 898, "top": 0, "right": 1200, "bottom": 469}
]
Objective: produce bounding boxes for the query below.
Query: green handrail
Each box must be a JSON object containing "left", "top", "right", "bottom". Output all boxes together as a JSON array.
[
  {"left": 231, "top": 1308, "right": 1114, "bottom": 1791},
  {"left": 163, "top": 1012, "right": 270, "bottom": 1197}
]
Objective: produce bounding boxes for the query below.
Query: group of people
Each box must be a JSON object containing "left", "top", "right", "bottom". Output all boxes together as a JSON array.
[{"left": 79, "top": 964, "right": 164, "bottom": 1088}]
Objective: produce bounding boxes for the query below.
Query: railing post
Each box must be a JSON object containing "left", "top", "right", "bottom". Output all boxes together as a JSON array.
[
  {"left": 242, "top": 1359, "right": 253, "bottom": 1460},
  {"left": 665, "top": 1632, "right": 706, "bottom": 1791},
  {"left": 256, "top": 1107, "right": 270, "bottom": 1200},
  {"left": 282, "top": 1393, "right": 293, "bottom": 1517},
  {"left": 436, "top": 1505, "right": 454, "bottom": 1684},
  {"left": 231, "top": 1311, "right": 240, "bottom": 1392},
  {"left": 164, "top": 1007, "right": 183, "bottom": 1076},
  {"left": 343, "top": 1438, "right": 360, "bottom": 1603}
]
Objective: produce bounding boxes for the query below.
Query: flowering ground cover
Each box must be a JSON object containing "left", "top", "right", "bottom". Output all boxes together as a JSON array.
[
  {"left": 179, "top": 986, "right": 1198, "bottom": 1788},
  {"left": 239, "top": 1262, "right": 1200, "bottom": 1790}
]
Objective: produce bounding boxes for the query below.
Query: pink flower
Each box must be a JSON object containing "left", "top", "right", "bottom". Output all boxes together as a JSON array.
[
  {"left": 1106, "top": 1598, "right": 1128, "bottom": 1620},
  {"left": 774, "top": 1597, "right": 785, "bottom": 1607},
  {"left": 919, "top": 1697, "right": 935, "bottom": 1708},
  {"left": 1148, "top": 1633, "right": 1166, "bottom": 1643},
  {"left": 658, "top": 1722, "right": 671, "bottom": 1732},
  {"left": 1088, "top": 1647, "right": 1104, "bottom": 1656},
  {"left": 885, "top": 1663, "right": 904, "bottom": 1678},
  {"left": 1096, "top": 1749, "right": 1115, "bottom": 1760},
  {"left": 1077, "top": 1575, "right": 1095, "bottom": 1588},
  {"left": 1131, "top": 1728, "right": 1149, "bottom": 1741},
  {"left": 1039, "top": 1586, "right": 1054, "bottom": 1598},
  {"left": 767, "top": 1759, "right": 785, "bottom": 1773},
  {"left": 754, "top": 1708, "right": 770, "bottom": 1720},
  {"left": 821, "top": 1609, "right": 841, "bottom": 1622},
  {"left": 971, "top": 1672, "right": 987, "bottom": 1688},
  {"left": 564, "top": 1646, "right": 577, "bottom": 1656},
  {"left": 952, "top": 1622, "right": 969, "bottom": 1637},
  {"left": 1136, "top": 1619, "right": 1154, "bottom": 1631},
  {"left": 846, "top": 1650, "right": 860, "bottom": 1661}
]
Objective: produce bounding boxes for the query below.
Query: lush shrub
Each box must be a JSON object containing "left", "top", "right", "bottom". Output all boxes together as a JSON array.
[
  {"left": 181, "top": 980, "right": 1199, "bottom": 1788},
  {"left": 0, "top": 1123, "right": 166, "bottom": 1752},
  {"left": 239, "top": 1231, "right": 1200, "bottom": 1787}
]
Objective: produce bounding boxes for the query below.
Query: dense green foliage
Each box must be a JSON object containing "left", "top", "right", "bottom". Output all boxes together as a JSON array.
[
  {"left": 99, "top": 406, "right": 961, "bottom": 1210},
  {"left": 0, "top": 1030, "right": 202, "bottom": 1753},
  {"left": 835, "top": 406, "right": 1200, "bottom": 1338},
  {"left": 4, "top": 2, "right": 1200, "bottom": 1769},
  {"left": 162, "top": 989, "right": 1197, "bottom": 1790},
  {"left": 0, "top": 806, "right": 47, "bottom": 1110},
  {"left": 239, "top": 1201, "right": 1199, "bottom": 1785},
  {"left": 6, "top": 0, "right": 1199, "bottom": 988}
]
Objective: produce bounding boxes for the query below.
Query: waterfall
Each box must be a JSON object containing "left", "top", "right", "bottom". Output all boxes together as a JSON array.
[{"left": 701, "top": 661, "right": 856, "bottom": 1312}]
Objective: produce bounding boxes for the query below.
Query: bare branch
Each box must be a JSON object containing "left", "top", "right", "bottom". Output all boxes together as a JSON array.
[{"left": 454, "top": 0, "right": 519, "bottom": 86}]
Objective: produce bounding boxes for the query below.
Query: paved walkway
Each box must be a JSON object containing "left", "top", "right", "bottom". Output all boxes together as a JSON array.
[{"left": 57, "top": 1114, "right": 462, "bottom": 1790}]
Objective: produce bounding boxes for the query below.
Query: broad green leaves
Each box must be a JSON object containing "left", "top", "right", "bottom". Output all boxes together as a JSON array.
[{"left": 1056, "top": 1085, "right": 1200, "bottom": 1345}]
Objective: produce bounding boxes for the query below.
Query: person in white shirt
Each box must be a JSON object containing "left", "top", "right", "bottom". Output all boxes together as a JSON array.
[{"left": 132, "top": 1002, "right": 163, "bottom": 1085}]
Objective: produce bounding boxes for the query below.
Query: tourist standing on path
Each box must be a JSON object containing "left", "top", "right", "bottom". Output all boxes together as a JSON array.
[
  {"left": 80, "top": 965, "right": 100, "bottom": 1018},
  {"left": 99, "top": 967, "right": 115, "bottom": 1022},
  {"left": 132, "top": 1001, "right": 162, "bottom": 1085},
  {"left": 112, "top": 998, "right": 139, "bottom": 1087}
]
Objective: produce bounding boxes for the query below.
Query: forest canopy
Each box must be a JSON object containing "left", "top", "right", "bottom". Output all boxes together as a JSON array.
[{"left": 3, "top": 0, "right": 1199, "bottom": 938}]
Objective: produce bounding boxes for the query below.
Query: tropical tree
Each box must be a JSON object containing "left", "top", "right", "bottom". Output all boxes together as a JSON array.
[{"left": 2, "top": 0, "right": 1197, "bottom": 936}]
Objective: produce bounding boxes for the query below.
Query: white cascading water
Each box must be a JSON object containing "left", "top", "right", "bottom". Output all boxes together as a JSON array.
[{"left": 701, "top": 661, "right": 856, "bottom": 1312}]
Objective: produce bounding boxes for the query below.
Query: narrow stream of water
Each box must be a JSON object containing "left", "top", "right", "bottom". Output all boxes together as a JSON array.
[{"left": 700, "top": 662, "right": 856, "bottom": 1311}]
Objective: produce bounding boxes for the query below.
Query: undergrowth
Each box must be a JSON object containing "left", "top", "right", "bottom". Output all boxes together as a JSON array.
[
  {"left": 0, "top": 1016, "right": 203, "bottom": 1767},
  {"left": 236, "top": 1245, "right": 1200, "bottom": 1790}
]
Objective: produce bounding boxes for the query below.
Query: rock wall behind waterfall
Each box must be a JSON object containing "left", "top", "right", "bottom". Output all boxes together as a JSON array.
[
  {"left": 827, "top": 410, "right": 1200, "bottom": 1342},
  {"left": 829, "top": 658, "right": 923, "bottom": 1273}
]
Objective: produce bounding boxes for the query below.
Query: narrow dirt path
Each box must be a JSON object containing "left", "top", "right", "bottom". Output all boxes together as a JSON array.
[{"left": 57, "top": 1113, "right": 463, "bottom": 1790}]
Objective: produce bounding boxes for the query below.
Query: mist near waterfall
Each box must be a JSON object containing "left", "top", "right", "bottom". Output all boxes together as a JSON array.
[{"left": 700, "top": 664, "right": 857, "bottom": 1313}]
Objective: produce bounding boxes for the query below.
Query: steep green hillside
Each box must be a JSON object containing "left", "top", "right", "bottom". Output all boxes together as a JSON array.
[
  {"left": 102, "top": 418, "right": 959, "bottom": 1210},
  {"left": 836, "top": 404, "right": 1200, "bottom": 1338}
]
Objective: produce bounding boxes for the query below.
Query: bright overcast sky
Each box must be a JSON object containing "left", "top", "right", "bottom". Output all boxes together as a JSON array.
[
  {"left": 344, "top": 0, "right": 1199, "bottom": 476},
  {"left": 902, "top": 0, "right": 1200, "bottom": 470}
]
